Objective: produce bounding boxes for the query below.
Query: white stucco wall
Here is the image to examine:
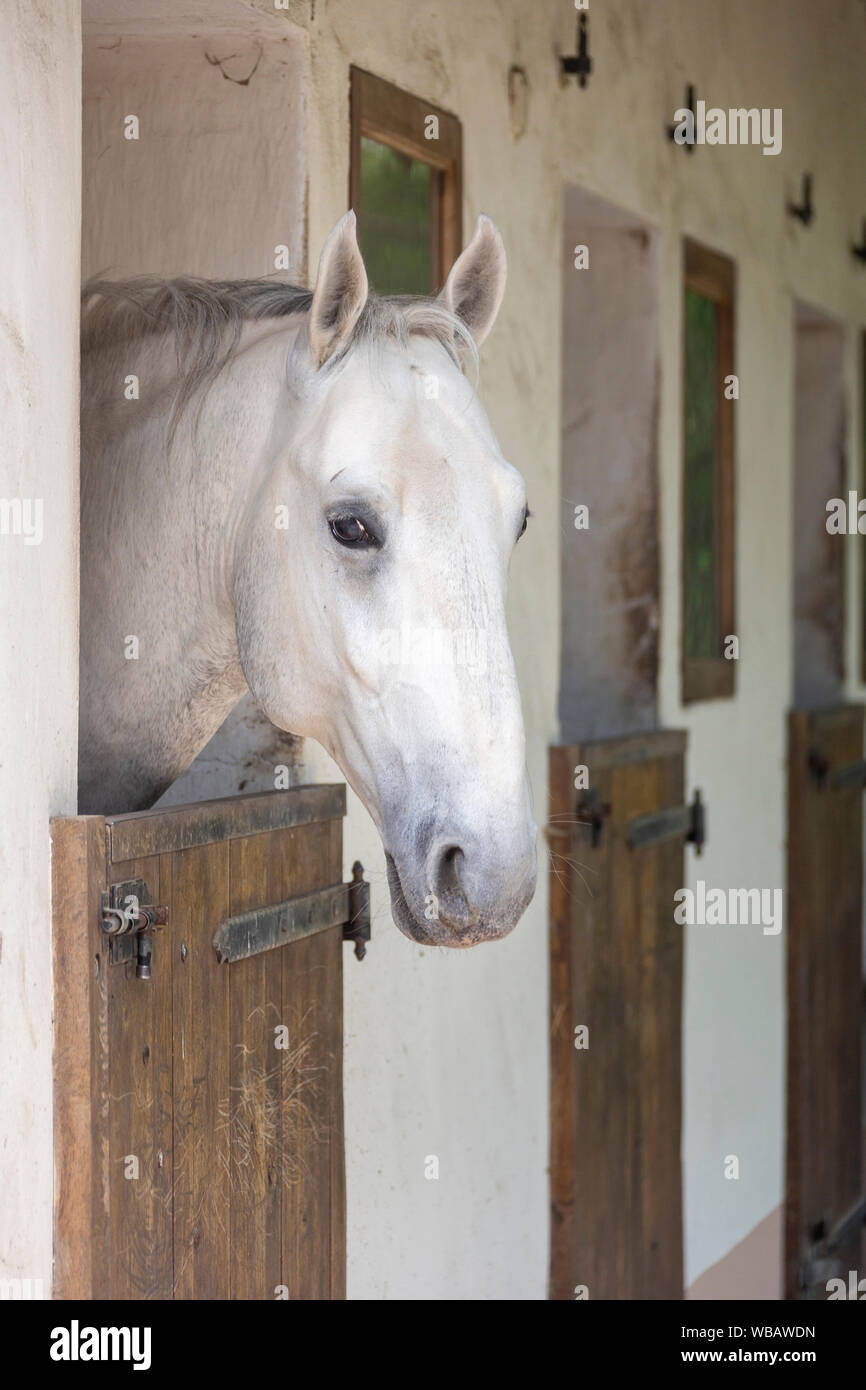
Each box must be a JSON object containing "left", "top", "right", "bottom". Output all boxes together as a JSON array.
[
  {"left": 0, "top": 1, "right": 81, "bottom": 1294},
  {"left": 71, "top": 0, "right": 866, "bottom": 1299}
]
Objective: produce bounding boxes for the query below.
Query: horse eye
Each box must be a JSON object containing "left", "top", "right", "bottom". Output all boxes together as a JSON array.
[
  {"left": 517, "top": 506, "right": 531, "bottom": 541},
  {"left": 329, "top": 514, "right": 379, "bottom": 549}
]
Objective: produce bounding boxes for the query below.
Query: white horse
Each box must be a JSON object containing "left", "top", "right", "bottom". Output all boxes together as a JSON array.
[{"left": 80, "top": 212, "right": 536, "bottom": 947}]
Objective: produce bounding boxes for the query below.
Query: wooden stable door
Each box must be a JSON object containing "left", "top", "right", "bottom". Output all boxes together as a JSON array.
[
  {"left": 786, "top": 705, "right": 865, "bottom": 1298},
  {"left": 549, "top": 731, "right": 691, "bottom": 1300},
  {"left": 52, "top": 786, "right": 363, "bottom": 1300}
]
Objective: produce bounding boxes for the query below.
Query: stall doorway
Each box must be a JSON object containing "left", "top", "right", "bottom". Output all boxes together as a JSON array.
[
  {"left": 69, "top": 2, "right": 350, "bottom": 1302},
  {"left": 82, "top": 0, "right": 308, "bottom": 806}
]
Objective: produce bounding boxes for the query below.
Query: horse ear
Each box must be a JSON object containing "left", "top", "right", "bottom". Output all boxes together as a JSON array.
[
  {"left": 308, "top": 211, "right": 369, "bottom": 367},
  {"left": 438, "top": 214, "right": 507, "bottom": 348}
]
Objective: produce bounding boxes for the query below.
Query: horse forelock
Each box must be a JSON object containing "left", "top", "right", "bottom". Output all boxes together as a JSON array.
[{"left": 80, "top": 275, "right": 478, "bottom": 427}]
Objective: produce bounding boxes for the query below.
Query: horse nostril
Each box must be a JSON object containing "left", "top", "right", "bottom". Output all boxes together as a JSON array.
[
  {"left": 410, "top": 828, "right": 535, "bottom": 943},
  {"left": 439, "top": 844, "right": 463, "bottom": 891},
  {"left": 430, "top": 843, "right": 469, "bottom": 922}
]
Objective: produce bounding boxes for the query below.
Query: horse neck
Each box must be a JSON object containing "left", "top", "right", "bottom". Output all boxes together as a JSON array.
[{"left": 78, "top": 319, "right": 302, "bottom": 812}]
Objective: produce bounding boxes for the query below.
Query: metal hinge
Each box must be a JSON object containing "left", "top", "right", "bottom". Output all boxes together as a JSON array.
[
  {"left": 212, "top": 861, "right": 371, "bottom": 966},
  {"left": 567, "top": 788, "right": 706, "bottom": 853},
  {"left": 626, "top": 789, "right": 705, "bottom": 855},
  {"left": 808, "top": 748, "right": 866, "bottom": 790},
  {"left": 342, "top": 860, "right": 371, "bottom": 960},
  {"left": 799, "top": 1196, "right": 866, "bottom": 1293},
  {"left": 100, "top": 878, "right": 168, "bottom": 980}
]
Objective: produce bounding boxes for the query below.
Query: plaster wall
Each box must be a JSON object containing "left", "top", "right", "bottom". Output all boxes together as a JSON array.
[{"left": 0, "top": 0, "right": 82, "bottom": 1294}]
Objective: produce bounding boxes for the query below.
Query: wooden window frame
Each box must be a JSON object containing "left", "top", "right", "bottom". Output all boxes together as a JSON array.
[
  {"left": 349, "top": 66, "right": 462, "bottom": 293},
  {"left": 681, "top": 239, "right": 737, "bottom": 704}
]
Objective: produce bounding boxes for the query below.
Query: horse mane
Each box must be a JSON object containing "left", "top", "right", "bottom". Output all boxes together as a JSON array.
[{"left": 81, "top": 274, "right": 477, "bottom": 426}]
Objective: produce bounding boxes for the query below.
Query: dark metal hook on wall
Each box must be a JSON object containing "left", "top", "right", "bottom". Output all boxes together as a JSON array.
[
  {"left": 576, "top": 788, "right": 612, "bottom": 848},
  {"left": 851, "top": 219, "right": 866, "bottom": 263},
  {"left": 788, "top": 173, "right": 814, "bottom": 226},
  {"left": 560, "top": 12, "right": 593, "bottom": 88},
  {"left": 667, "top": 83, "right": 697, "bottom": 154}
]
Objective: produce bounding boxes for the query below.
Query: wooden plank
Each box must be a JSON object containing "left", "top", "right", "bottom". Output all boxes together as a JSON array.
[
  {"left": 639, "top": 748, "right": 685, "bottom": 1297},
  {"left": 285, "top": 930, "right": 334, "bottom": 1300},
  {"left": 106, "top": 784, "right": 345, "bottom": 863},
  {"left": 786, "top": 709, "right": 812, "bottom": 1300},
  {"left": 105, "top": 853, "right": 172, "bottom": 1299},
  {"left": 804, "top": 702, "right": 865, "bottom": 734},
  {"left": 786, "top": 704, "right": 864, "bottom": 1298},
  {"left": 575, "top": 729, "right": 687, "bottom": 769},
  {"left": 622, "top": 751, "right": 655, "bottom": 1296},
  {"left": 171, "top": 840, "right": 231, "bottom": 1299},
  {"left": 281, "top": 819, "right": 343, "bottom": 1299},
  {"left": 595, "top": 749, "right": 628, "bottom": 1298},
  {"left": 684, "top": 239, "right": 735, "bottom": 305},
  {"left": 549, "top": 735, "right": 685, "bottom": 1299},
  {"left": 327, "top": 820, "right": 347, "bottom": 1300},
  {"left": 51, "top": 816, "right": 110, "bottom": 1300},
  {"left": 153, "top": 853, "right": 174, "bottom": 1297},
  {"left": 351, "top": 67, "right": 462, "bottom": 169},
  {"left": 548, "top": 748, "right": 579, "bottom": 1299},
  {"left": 228, "top": 830, "right": 284, "bottom": 1300}
]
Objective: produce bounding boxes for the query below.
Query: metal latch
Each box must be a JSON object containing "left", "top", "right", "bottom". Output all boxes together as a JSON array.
[
  {"left": 570, "top": 788, "right": 705, "bottom": 853},
  {"left": 212, "top": 862, "right": 371, "bottom": 965},
  {"left": 343, "top": 860, "right": 371, "bottom": 960},
  {"left": 808, "top": 748, "right": 866, "bottom": 790},
  {"left": 576, "top": 788, "right": 612, "bottom": 848},
  {"left": 800, "top": 1196, "right": 866, "bottom": 1292},
  {"left": 100, "top": 878, "right": 168, "bottom": 980},
  {"left": 626, "top": 789, "right": 705, "bottom": 854}
]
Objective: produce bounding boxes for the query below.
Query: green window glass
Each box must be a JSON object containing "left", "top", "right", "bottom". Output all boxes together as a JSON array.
[
  {"left": 683, "top": 288, "right": 719, "bottom": 661},
  {"left": 358, "top": 136, "right": 433, "bottom": 295}
]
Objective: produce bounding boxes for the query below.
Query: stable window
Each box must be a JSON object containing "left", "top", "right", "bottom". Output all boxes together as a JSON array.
[
  {"left": 682, "top": 240, "right": 736, "bottom": 703},
  {"left": 349, "top": 67, "right": 462, "bottom": 295}
]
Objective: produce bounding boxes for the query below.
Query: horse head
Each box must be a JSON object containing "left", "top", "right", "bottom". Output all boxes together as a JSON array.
[{"left": 234, "top": 213, "right": 537, "bottom": 946}]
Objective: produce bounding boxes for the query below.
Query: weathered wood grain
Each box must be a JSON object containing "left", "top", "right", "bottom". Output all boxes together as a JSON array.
[
  {"left": 105, "top": 852, "right": 172, "bottom": 1299},
  {"left": 51, "top": 815, "right": 110, "bottom": 1300},
  {"left": 786, "top": 705, "right": 864, "bottom": 1298},
  {"left": 53, "top": 787, "right": 348, "bottom": 1300},
  {"left": 549, "top": 736, "right": 685, "bottom": 1299},
  {"left": 105, "top": 784, "right": 345, "bottom": 863}
]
